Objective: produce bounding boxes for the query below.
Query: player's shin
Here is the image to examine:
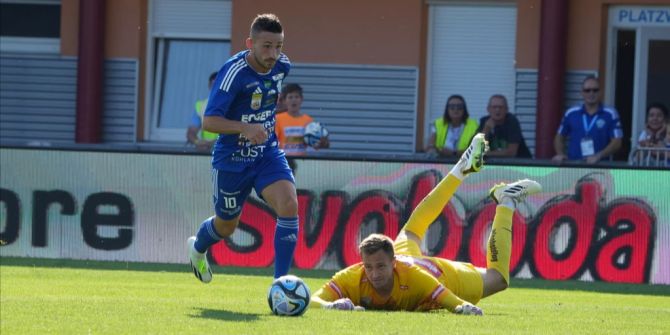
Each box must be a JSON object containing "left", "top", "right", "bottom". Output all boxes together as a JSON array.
[
  {"left": 274, "top": 216, "right": 299, "bottom": 278},
  {"left": 402, "top": 174, "right": 461, "bottom": 240},
  {"left": 486, "top": 206, "right": 514, "bottom": 284},
  {"left": 194, "top": 216, "right": 224, "bottom": 253}
]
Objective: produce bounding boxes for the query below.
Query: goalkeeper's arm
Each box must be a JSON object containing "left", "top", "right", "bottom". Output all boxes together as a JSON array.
[
  {"left": 435, "top": 286, "right": 483, "bottom": 316},
  {"left": 311, "top": 289, "right": 365, "bottom": 311}
]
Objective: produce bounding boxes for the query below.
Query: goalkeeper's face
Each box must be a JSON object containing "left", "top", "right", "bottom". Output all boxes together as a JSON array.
[{"left": 361, "top": 250, "right": 395, "bottom": 293}]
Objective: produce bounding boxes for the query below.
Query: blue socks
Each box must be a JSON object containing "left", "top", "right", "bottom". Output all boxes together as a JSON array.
[
  {"left": 274, "top": 216, "right": 299, "bottom": 278},
  {"left": 194, "top": 217, "right": 223, "bottom": 253},
  {"left": 194, "top": 215, "right": 298, "bottom": 278}
]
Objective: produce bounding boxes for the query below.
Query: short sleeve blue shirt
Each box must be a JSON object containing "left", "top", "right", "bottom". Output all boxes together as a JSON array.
[
  {"left": 205, "top": 50, "right": 290, "bottom": 171},
  {"left": 557, "top": 104, "right": 623, "bottom": 160}
]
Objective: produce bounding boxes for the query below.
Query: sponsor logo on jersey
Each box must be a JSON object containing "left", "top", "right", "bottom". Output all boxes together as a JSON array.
[
  {"left": 241, "top": 110, "right": 273, "bottom": 123},
  {"left": 251, "top": 87, "right": 263, "bottom": 110}
]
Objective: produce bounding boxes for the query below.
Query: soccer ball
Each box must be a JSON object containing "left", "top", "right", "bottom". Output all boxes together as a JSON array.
[
  {"left": 267, "top": 275, "right": 311, "bottom": 316},
  {"left": 303, "top": 122, "right": 329, "bottom": 147}
]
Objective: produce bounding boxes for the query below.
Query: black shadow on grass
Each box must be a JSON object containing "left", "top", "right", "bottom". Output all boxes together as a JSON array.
[{"left": 192, "top": 308, "right": 262, "bottom": 322}]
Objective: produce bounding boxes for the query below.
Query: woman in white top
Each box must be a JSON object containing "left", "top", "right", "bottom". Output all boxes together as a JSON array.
[{"left": 638, "top": 102, "right": 668, "bottom": 148}]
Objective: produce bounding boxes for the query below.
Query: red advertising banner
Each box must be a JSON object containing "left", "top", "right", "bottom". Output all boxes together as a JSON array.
[
  {"left": 210, "top": 161, "right": 668, "bottom": 285},
  {"left": 1, "top": 149, "right": 668, "bottom": 284}
]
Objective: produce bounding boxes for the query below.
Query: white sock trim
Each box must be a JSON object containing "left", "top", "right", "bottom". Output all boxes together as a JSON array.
[
  {"left": 449, "top": 165, "right": 465, "bottom": 181},
  {"left": 501, "top": 197, "right": 516, "bottom": 210}
]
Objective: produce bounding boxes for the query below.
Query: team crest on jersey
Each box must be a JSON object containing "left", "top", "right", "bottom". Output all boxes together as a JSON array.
[
  {"left": 251, "top": 87, "right": 263, "bottom": 110},
  {"left": 263, "top": 80, "right": 272, "bottom": 89}
]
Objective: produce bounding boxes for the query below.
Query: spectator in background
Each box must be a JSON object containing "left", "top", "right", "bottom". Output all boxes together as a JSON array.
[
  {"left": 552, "top": 75, "right": 623, "bottom": 164},
  {"left": 186, "top": 72, "right": 219, "bottom": 152},
  {"left": 275, "top": 83, "right": 329, "bottom": 156},
  {"left": 477, "top": 94, "right": 532, "bottom": 158},
  {"left": 637, "top": 102, "right": 668, "bottom": 148},
  {"left": 426, "top": 95, "right": 479, "bottom": 158}
]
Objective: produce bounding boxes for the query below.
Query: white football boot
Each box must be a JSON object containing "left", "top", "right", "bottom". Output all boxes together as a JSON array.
[
  {"left": 489, "top": 179, "right": 542, "bottom": 206},
  {"left": 188, "top": 236, "right": 212, "bottom": 283},
  {"left": 456, "top": 133, "right": 489, "bottom": 176}
]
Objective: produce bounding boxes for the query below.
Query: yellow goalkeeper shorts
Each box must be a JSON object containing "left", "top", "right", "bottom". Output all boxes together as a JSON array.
[{"left": 394, "top": 233, "right": 483, "bottom": 304}]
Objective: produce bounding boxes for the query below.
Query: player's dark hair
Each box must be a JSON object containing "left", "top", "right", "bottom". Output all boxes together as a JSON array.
[
  {"left": 250, "top": 13, "right": 283, "bottom": 37},
  {"left": 359, "top": 234, "right": 394, "bottom": 258},
  {"left": 647, "top": 102, "right": 669, "bottom": 121},
  {"left": 443, "top": 94, "right": 469, "bottom": 124},
  {"left": 208, "top": 72, "right": 218, "bottom": 83},
  {"left": 282, "top": 83, "right": 303, "bottom": 98}
]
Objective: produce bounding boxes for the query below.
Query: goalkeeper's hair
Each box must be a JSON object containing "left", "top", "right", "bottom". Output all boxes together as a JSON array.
[
  {"left": 359, "top": 234, "right": 394, "bottom": 258},
  {"left": 250, "top": 13, "right": 283, "bottom": 37}
]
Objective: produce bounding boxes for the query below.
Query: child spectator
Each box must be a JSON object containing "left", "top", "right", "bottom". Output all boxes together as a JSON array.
[{"left": 275, "top": 83, "right": 329, "bottom": 155}]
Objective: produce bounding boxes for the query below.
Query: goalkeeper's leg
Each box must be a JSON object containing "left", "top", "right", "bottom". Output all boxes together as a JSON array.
[
  {"left": 397, "top": 133, "right": 488, "bottom": 248},
  {"left": 481, "top": 179, "right": 542, "bottom": 298}
]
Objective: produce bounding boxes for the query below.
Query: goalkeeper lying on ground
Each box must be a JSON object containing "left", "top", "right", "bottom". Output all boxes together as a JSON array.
[{"left": 310, "top": 133, "right": 542, "bottom": 315}]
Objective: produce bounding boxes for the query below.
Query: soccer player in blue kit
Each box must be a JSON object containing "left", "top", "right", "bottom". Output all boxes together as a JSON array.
[{"left": 187, "top": 13, "right": 298, "bottom": 283}]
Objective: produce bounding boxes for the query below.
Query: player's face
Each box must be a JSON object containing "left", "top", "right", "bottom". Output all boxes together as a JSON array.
[
  {"left": 284, "top": 92, "right": 303, "bottom": 114},
  {"left": 487, "top": 97, "right": 507, "bottom": 123},
  {"left": 246, "top": 31, "right": 284, "bottom": 73},
  {"left": 361, "top": 249, "right": 395, "bottom": 293}
]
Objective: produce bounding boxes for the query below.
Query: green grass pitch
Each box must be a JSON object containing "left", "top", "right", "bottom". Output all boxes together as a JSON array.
[{"left": 1, "top": 257, "right": 669, "bottom": 334}]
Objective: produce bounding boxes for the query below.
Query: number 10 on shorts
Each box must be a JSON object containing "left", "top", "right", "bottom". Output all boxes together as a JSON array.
[{"left": 224, "top": 197, "right": 237, "bottom": 209}]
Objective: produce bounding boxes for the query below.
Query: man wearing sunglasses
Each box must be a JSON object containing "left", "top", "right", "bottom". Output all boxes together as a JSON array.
[{"left": 552, "top": 75, "right": 623, "bottom": 164}]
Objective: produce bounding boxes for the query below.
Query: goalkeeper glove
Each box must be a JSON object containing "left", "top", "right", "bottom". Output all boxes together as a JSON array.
[
  {"left": 454, "top": 303, "right": 483, "bottom": 316},
  {"left": 325, "top": 298, "right": 365, "bottom": 311}
]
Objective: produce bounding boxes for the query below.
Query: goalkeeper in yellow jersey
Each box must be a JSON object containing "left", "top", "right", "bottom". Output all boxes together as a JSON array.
[{"left": 311, "top": 133, "right": 542, "bottom": 315}]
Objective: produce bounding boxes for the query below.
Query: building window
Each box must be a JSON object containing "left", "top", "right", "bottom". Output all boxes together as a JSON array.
[
  {"left": 149, "top": 39, "right": 230, "bottom": 141},
  {"left": 145, "top": 0, "right": 232, "bottom": 142},
  {"left": 0, "top": 0, "right": 61, "bottom": 53}
]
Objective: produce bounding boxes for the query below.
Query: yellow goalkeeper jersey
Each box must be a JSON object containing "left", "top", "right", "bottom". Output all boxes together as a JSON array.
[{"left": 314, "top": 256, "right": 472, "bottom": 311}]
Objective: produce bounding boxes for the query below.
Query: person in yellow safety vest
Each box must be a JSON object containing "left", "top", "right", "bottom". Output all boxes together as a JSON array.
[
  {"left": 426, "top": 94, "right": 479, "bottom": 158},
  {"left": 187, "top": 72, "right": 219, "bottom": 152}
]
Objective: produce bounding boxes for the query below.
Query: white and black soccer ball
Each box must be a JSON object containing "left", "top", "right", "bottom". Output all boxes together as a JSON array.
[
  {"left": 267, "top": 275, "right": 311, "bottom": 316},
  {"left": 303, "top": 122, "right": 329, "bottom": 147}
]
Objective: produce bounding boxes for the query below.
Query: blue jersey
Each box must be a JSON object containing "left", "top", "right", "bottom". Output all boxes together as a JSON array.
[
  {"left": 205, "top": 50, "right": 291, "bottom": 171},
  {"left": 557, "top": 104, "right": 623, "bottom": 160}
]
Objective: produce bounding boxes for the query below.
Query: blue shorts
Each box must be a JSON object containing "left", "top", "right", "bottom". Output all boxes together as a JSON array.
[{"left": 212, "top": 150, "right": 294, "bottom": 220}]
